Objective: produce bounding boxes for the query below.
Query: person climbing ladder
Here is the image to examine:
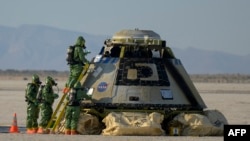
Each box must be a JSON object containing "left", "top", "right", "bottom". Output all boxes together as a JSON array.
[{"left": 63, "top": 36, "right": 90, "bottom": 94}]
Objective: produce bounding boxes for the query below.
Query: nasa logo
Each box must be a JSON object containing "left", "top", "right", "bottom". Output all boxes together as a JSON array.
[{"left": 97, "top": 82, "right": 108, "bottom": 92}]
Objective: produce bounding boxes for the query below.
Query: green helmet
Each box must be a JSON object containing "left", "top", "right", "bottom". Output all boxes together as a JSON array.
[
  {"left": 32, "top": 74, "right": 41, "bottom": 85},
  {"left": 45, "top": 76, "right": 57, "bottom": 86},
  {"left": 75, "top": 36, "right": 86, "bottom": 48}
]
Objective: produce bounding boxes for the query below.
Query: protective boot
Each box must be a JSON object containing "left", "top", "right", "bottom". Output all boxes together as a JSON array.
[
  {"left": 63, "top": 87, "right": 70, "bottom": 94},
  {"left": 26, "top": 128, "right": 36, "bottom": 134},
  {"left": 43, "top": 129, "right": 50, "bottom": 134},
  {"left": 71, "top": 130, "right": 78, "bottom": 135},
  {"left": 32, "top": 128, "right": 38, "bottom": 133},
  {"left": 64, "top": 129, "right": 71, "bottom": 135},
  {"left": 37, "top": 127, "right": 45, "bottom": 134}
]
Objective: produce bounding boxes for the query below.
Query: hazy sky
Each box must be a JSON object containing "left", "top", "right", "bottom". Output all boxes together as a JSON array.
[{"left": 1, "top": 0, "right": 250, "bottom": 56}]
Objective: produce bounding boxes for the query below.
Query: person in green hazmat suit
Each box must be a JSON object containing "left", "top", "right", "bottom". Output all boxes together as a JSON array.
[
  {"left": 64, "top": 82, "right": 91, "bottom": 135},
  {"left": 37, "top": 76, "right": 59, "bottom": 134},
  {"left": 25, "top": 74, "right": 42, "bottom": 134},
  {"left": 63, "top": 36, "right": 90, "bottom": 94}
]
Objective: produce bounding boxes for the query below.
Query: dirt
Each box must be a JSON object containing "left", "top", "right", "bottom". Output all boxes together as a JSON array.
[{"left": 1, "top": 79, "right": 250, "bottom": 141}]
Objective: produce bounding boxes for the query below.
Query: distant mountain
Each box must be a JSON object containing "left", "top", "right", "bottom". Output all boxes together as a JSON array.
[
  {"left": 0, "top": 24, "right": 106, "bottom": 71},
  {"left": 172, "top": 47, "right": 250, "bottom": 74},
  {"left": 0, "top": 24, "right": 250, "bottom": 74}
]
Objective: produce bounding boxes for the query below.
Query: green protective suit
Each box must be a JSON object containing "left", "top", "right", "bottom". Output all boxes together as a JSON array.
[
  {"left": 66, "top": 36, "right": 89, "bottom": 88},
  {"left": 65, "top": 82, "right": 90, "bottom": 130},
  {"left": 38, "top": 84, "right": 57, "bottom": 128},
  {"left": 25, "top": 83, "right": 40, "bottom": 129}
]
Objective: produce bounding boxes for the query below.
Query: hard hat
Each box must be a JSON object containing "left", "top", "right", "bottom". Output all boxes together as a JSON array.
[
  {"left": 45, "top": 76, "right": 57, "bottom": 86},
  {"left": 78, "top": 36, "right": 85, "bottom": 43},
  {"left": 32, "top": 74, "right": 42, "bottom": 85},
  {"left": 76, "top": 36, "right": 86, "bottom": 48}
]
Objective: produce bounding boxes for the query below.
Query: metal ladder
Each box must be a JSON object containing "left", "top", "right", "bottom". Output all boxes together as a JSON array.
[{"left": 46, "top": 63, "right": 90, "bottom": 134}]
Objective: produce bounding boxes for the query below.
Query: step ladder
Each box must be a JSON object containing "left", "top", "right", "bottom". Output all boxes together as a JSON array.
[{"left": 46, "top": 63, "right": 90, "bottom": 134}]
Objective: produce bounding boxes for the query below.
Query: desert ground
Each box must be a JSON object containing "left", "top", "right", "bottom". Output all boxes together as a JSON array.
[{"left": 0, "top": 78, "right": 250, "bottom": 141}]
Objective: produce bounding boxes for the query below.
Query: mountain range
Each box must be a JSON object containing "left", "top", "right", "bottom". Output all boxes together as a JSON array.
[{"left": 0, "top": 24, "right": 249, "bottom": 74}]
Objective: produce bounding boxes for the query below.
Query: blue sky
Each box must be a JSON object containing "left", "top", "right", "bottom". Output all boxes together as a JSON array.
[{"left": 1, "top": 0, "right": 250, "bottom": 56}]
